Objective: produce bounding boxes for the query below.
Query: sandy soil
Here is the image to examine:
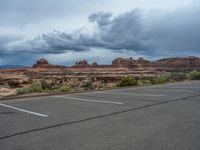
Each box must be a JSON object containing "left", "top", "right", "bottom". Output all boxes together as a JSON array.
[{"left": 0, "top": 88, "right": 16, "bottom": 97}]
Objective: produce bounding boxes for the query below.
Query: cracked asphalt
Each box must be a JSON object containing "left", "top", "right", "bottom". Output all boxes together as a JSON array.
[{"left": 0, "top": 81, "right": 200, "bottom": 150}]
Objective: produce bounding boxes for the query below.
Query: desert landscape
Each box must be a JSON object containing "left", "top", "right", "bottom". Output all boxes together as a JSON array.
[
  {"left": 1, "top": 1, "right": 200, "bottom": 150},
  {"left": 0, "top": 56, "right": 200, "bottom": 98}
]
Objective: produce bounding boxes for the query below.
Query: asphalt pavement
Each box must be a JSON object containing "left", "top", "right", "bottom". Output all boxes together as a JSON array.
[{"left": 0, "top": 81, "right": 200, "bottom": 150}]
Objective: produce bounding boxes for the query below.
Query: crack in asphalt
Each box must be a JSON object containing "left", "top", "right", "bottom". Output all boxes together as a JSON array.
[
  {"left": 0, "top": 111, "right": 16, "bottom": 115},
  {"left": 0, "top": 94, "right": 200, "bottom": 140}
]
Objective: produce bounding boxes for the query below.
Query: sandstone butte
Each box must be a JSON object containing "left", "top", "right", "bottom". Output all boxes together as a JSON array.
[
  {"left": 0, "top": 56, "right": 200, "bottom": 97},
  {"left": 31, "top": 56, "right": 200, "bottom": 70}
]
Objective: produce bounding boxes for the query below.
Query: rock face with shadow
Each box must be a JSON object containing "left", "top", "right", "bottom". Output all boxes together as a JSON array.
[
  {"left": 32, "top": 58, "right": 65, "bottom": 68},
  {"left": 112, "top": 57, "right": 151, "bottom": 68},
  {"left": 153, "top": 56, "right": 200, "bottom": 68}
]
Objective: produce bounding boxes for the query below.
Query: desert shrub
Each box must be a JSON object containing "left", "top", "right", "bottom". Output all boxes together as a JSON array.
[
  {"left": 169, "top": 73, "right": 188, "bottom": 81},
  {"left": 29, "top": 81, "right": 43, "bottom": 92},
  {"left": 137, "top": 80, "right": 144, "bottom": 86},
  {"left": 82, "top": 82, "right": 94, "bottom": 90},
  {"left": 141, "top": 80, "right": 152, "bottom": 85},
  {"left": 41, "top": 79, "right": 52, "bottom": 90},
  {"left": 59, "top": 86, "right": 71, "bottom": 92},
  {"left": 117, "top": 77, "right": 138, "bottom": 87},
  {"left": 16, "top": 87, "right": 31, "bottom": 95},
  {"left": 190, "top": 70, "right": 200, "bottom": 80},
  {"left": 16, "top": 81, "right": 42, "bottom": 95},
  {"left": 150, "top": 76, "right": 170, "bottom": 85}
]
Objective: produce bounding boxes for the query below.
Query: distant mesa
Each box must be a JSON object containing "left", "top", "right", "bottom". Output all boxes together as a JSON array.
[
  {"left": 32, "top": 58, "right": 49, "bottom": 68},
  {"left": 31, "top": 56, "right": 200, "bottom": 70},
  {"left": 154, "top": 56, "right": 200, "bottom": 68},
  {"left": 92, "top": 62, "right": 98, "bottom": 66},
  {"left": 32, "top": 58, "right": 65, "bottom": 68},
  {"left": 36, "top": 58, "right": 48, "bottom": 65},
  {"left": 75, "top": 60, "right": 90, "bottom": 66},
  {"left": 73, "top": 60, "right": 99, "bottom": 68},
  {"left": 112, "top": 57, "right": 151, "bottom": 68}
]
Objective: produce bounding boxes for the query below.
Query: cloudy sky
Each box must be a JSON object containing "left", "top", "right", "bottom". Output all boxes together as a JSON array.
[{"left": 0, "top": 0, "right": 200, "bottom": 66}]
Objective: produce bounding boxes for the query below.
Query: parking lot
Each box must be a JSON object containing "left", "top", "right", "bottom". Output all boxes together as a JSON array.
[{"left": 0, "top": 81, "right": 200, "bottom": 150}]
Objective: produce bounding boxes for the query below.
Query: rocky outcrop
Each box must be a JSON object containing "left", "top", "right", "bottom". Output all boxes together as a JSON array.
[
  {"left": 111, "top": 56, "right": 200, "bottom": 69},
  {"left": 92, "top": 62, "right": 98, "bottom": 66},
  {"left": 32, "top": 56, "right": 200, "bottom": 70},
  {"left": 0, "top": 77, "right": 31, "bottom": 88},
  {"left": 154, "top": 56, "right": 200, "bottom": 68},
  {"left": 32, "top": 58, "right": 65, "bottom": 68},
  {"left": 75, "top": 60, "right": 90, "bottom": 66},
  {"left": 32, "top": 58, "right": 50, "bottom": 68},
  {"left": 74, "top": 60, "right": 100, "bottom": 68},
  {"left": 112, "top": 57, "right": 151, "bottom": 68}
]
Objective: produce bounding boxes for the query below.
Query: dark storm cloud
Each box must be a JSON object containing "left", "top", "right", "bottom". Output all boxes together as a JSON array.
[
  {"left": 1, "top": 5, "right": 200, "bottom": 56},
  {"left": 145, "top": 6, "right": 200, "bottom": 54},
  {"left": 43, "top": 10, "right": 148, "bottom": 52},
  {"left": 94, "top": 11, "right": 148, "bottom": 51},
  {"left": 3, "top": 10, "right": 147, "bottom": 54},
  {"left": 89, "top": 12, "right": 112, "bottom": 27},
  {"left": 3, "top": 31, "right": 105, "bottom": 54}
]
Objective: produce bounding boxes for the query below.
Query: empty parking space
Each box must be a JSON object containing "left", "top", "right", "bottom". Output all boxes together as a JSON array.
[
  {"left": 0, "top": 103, "right": 48, "bottom": 117},
  {"left": 0, "top": 81, "right": 200, "bottom": 150}
]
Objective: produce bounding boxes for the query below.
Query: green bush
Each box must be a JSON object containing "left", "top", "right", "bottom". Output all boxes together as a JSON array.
[
  {"left": 82, "top": 82, "right": 94, "bottom": 90},
  {"left": 141, "top": 80, "right": 152, "bottom": 85},
  {"left": 29, "top": 81, "right": 43, "bottom": 92},
  {"left": 41, "top": 79, "right": 52, "bottom": 90},
  {"left": 117, "top": 77, "right": 138, "bottom": 87},
  {"left": 59, "top": 86, "right": 71, "bottom": 92},
  {"left": 150, "top": 76, "right": 170, "bottom": 85},
  {"left": 190, "top": 70, "right": 200, "bottom": 80},
  {"left": 16, "top": 87, "right": 31, "bottom": 95},
  {"left": 169, "top": 73, "right": 188, "bottom": 81},
  {"left": 16, "top": 81, "right": 42, "bottom": 95}
]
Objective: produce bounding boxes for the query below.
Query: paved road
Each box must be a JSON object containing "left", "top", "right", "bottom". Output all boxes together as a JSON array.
[{"left": 0, "top": 81, "right": 200, "bottom": 150}]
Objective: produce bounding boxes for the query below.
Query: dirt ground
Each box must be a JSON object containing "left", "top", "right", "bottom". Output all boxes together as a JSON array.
[{"left": 0, "top": 88, "right": 16, "bottom": 98}]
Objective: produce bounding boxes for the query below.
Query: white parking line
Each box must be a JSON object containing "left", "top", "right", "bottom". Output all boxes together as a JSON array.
[
  {"left": 0, "top": 103, "right": 48, "bottom": 117},
  {"left": 102, "top": 92, "right": 166, "bottom": 97},
  {"left": 53, "top": 96, "right": 123, "bottom": 105},
  {"left": 147, "top": 89, "right": 194, "bottom": 93}
]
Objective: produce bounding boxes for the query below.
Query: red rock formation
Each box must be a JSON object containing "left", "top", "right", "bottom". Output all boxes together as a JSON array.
[
  {"left": 112, "top": 57, "right": 151, "bottom": 68},
  {"left": 92, "top": 62, "right": 98, "bottom": 66},
  {"left": 138, "top": 57, "right": 151, "bottom": 66},
  {"left": 75, "top": 60, "right": 90, "bottom": 66},
  {"left": 32, "top": 58, "right": 49, "bottom": 68},
  {"left": 32, "top": 58, "right": 65, "bottom": 68},
  {"left": 112, "top": 57, "right": 136, "bottom": 68},
  {"left": 154, "top": 56, "right": 200, "bottom": 68},
  {"left": 32, "top": 56, "right": 200, "bottom": 70}
]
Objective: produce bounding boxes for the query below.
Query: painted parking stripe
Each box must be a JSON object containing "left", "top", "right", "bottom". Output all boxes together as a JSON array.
[
  {"left": 102, "top": 92, "right": 165, "bottom": 97},
  {"left": 147, "top": 89, "right": 194, "bottom": 93},
  {"left": 53, "top": 96, "right": 123, "bottom": 105},
  {"left": 0, "top": 103, "right": 48, "bottom": 117}
]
